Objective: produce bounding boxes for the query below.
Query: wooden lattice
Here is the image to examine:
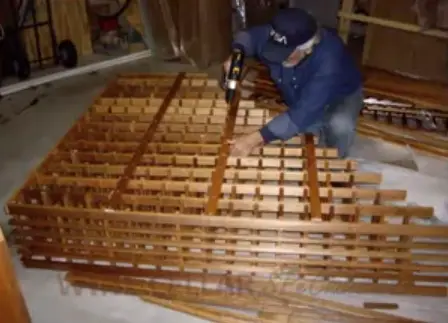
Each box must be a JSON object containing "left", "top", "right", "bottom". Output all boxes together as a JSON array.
[{"left": 5, "top": 72, "right": 448, "bottom": 297}]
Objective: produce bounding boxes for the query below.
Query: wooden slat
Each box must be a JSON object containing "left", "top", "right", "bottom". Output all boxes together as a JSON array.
[
  {"left": 0, "top": 229, "right": 31, "bottom": 323},
  {"left": 108, "top": 72, "right": 186, "bottom": 206},
  {"left": 207, "top": 90, "right": 241, "bottom": 214},
  {"left": 305, "top": 133, "right": 322, "bottom": 220},
  {"left": 64, "top": 272, "right": 414, "bottom": 323},
  {"left": 7, "top": 205, "right": 442, "bottom": 237},
  {"left": 363, "top": 302, "right": 399, "bottom": 310}
]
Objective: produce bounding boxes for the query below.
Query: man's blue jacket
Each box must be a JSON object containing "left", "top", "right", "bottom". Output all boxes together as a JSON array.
[{"left": 233, "top": 26, "right": 362, "bottom": 143}]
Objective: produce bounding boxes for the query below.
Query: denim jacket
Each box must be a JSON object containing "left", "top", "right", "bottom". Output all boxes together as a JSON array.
[{"left": 233, "top": 26, "right": 362, "bottom": 142}]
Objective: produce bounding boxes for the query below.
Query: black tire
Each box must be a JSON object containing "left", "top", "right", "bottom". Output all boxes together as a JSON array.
[
  {"left": 10, "top": 43, "right": 31, "bottom": 81},
  {"left": 58, "top": 40, "right": 78, "bottom": 68},
  {"left": 13, "top": 54, "right": 31, "bottom": 80}
]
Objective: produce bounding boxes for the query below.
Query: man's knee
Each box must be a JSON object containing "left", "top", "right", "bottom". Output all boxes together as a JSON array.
[{"left": 327, "top": 113, "right": 356, "bottom": 136}]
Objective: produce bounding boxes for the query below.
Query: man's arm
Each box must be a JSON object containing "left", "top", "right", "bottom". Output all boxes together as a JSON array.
[{"left": 259, "top": 68, "right": 339, "bottom": 143}]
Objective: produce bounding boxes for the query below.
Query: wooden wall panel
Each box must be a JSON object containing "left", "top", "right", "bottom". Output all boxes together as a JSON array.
[{"left": 364, "top": 0, "right": 448, "bottom": 82}]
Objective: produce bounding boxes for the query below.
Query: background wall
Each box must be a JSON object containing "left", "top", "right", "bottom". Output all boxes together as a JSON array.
[{"left": 289, "top": 0, "right": 341, "bottom": 28}]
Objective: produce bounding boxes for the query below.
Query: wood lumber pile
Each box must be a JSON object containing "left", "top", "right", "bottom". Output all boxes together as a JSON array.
[
  {"left": 5, "top": 71, "right": 448, "bottom": 322},
  {"left": 65, "top": 271, "right": 422, "bottom": 323},
  {"left": 242, "top": 62, "right": 448, "bottom": 158}
]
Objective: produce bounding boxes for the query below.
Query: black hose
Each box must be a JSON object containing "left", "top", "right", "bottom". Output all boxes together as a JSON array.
[{"left": 87, "top": 0, "right": 133, "bottom": 20}]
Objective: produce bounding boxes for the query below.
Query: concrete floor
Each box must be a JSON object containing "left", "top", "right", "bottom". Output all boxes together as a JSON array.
[{"left": 1, "top": 57, "right": 448, "bottom": 323}]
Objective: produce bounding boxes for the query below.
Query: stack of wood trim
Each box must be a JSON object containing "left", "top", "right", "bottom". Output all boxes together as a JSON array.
[{"left": 65, "top": 272, "right": 422, "bottom": 323}]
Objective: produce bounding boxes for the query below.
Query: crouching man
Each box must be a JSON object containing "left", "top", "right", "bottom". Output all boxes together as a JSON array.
[{"left": 224, "top": 8, "right": 363, "bottom": 158}]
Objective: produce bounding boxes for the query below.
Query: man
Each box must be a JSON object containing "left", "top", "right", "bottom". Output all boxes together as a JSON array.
[{"left": 224, "top": 8, "right": 363, "bottom": 158}]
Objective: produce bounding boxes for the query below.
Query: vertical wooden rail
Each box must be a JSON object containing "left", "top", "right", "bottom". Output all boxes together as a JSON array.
[
  {"left": 108, "top": 72, "right": 186, "bottom": 207},
  {"left": 304, "top": 134, "right": 322, "bottom": 220},
  {"left": 0, "top": 229, "right": 31, "bottom": 323},
  {"left": 338, "top": 0, "right": 355, "bottom": 43},
  {"left": 205, "top": 91, "right": 241, "bottom": 215}
]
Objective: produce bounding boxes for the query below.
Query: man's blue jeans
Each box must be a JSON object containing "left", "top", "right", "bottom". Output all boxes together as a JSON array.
[{"left": 306, "top": 87, "right": 364, "bottom": 159}]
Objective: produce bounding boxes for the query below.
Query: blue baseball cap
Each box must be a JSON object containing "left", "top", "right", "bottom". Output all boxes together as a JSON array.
[{"left": 261, "top": 8, "right": 318, "bottom": 63}]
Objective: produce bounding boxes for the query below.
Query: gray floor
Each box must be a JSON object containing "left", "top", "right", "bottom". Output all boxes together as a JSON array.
[{"left": 1, "top": 57, "right": 448, "bottom": 323}]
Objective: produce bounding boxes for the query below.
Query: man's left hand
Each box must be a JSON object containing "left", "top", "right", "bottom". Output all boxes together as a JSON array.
[{"left": 228, "top": 131, "right": 264, "bottom": 157}]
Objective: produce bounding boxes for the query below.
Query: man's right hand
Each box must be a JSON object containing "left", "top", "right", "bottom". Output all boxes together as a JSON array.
[
  {"left": 220, "top": 55, "right": 232, "bottom": 90},
  {"left": 223, "top": 56, "right": 231, "bottom": 75}
]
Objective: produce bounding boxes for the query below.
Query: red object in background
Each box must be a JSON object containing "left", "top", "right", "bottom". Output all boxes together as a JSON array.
[{"left": 98, "top": 18, "right": 119, "bottom": 32}]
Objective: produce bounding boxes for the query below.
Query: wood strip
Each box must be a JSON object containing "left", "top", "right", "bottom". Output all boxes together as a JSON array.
[
  {"left": 65, "top": 272, "right": 384, "bottom": 323},
  {"left": 8, "top": 205, "right": 442, "bottom": 236},
  {"left": 140, "top": 295, "right": 259, "bottom": 323},
  {"left": 108, "top": 72, "right": 186, "bottom": 206},
  {"left": 363, "top": 302, "right": 399, "bottom": 310},
  {"left": 64, "top": 273, "right": 421, "bottom": 323},
  {"left": 27, "top": 176, "right": 408, "bottom": 201},
  {"left": 65, "top": 272, "right": 298, "bottom": 312},
  {"left": 19, "top": 239, "right": 448, "bottom": 264},
  {"left": 338, "top": 0, "right": 356, "bottom": 43},
  {"left": 305, "top": 134, "right": 322, "bottom": 220},
  {"left": 206, "top": 90, "right": 241, "bottom": 214},
  {"left": 13, "top": 220, "right": 448, "bottom": 254},
  {"left": 23, "top": 260, "right": 448, "bottom": 296},
  {"left": 49, "top": 152, "right": 356, "bottom": 170},
  {"left": 258, "top": 311, "right": 379, "bottom": 323},
  {"left": 9, "top": 198, "right": 434, "bottom": 219},
  {"left": 0, "top": 229, "right": 31, "bottom": 323},
  {"left": 338, "top": 11, "right": 448, "bottom": 40},
  {"left": 40, "top": 164, "right": 382, "bottom": 184},
  {"left": 240, "top": 283, "right": 423, "bottom": 323}
]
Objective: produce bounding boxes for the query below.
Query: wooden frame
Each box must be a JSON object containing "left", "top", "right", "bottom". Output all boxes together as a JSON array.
[
  {"left": 5, "top": 72, "right": 448, "bottom": 298},
  {"left": 337, "top": 0, "right": 448, "bottom": 57}
]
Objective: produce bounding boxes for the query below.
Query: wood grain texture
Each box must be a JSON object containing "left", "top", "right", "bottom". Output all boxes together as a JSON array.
[
  {"left": 0, "top": 229, "right": 31, "bottom": 323},
  {"left": 206, "top": 90, "right": 241, "bottom": 214},
  {"left": 64, "top": 272, "right": 420, "bottom": 323},
  {"left": 363, "top": 0, "right": 448, "bottom": 83},
  {"left": 363, "top": 302, "right": 399, "bottom": 310},
  {"left": 304, "top": 133, "right": 322, "bottom": 220}
]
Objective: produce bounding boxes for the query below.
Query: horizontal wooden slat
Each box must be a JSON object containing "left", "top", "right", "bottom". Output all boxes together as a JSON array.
[{"left": 7, "top": 205, "right": 444, "bottom": 237}]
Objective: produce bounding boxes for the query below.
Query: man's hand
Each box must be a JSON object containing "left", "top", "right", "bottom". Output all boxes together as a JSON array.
[
  {"left": 220, "top": 56, "right": 232, "bottom": 90},
  {"left": 228, "top": 131, "right": 264, "bottom": 157},
  {"left": 223, "top": 55, "right": 232, "bottom": 75}
]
